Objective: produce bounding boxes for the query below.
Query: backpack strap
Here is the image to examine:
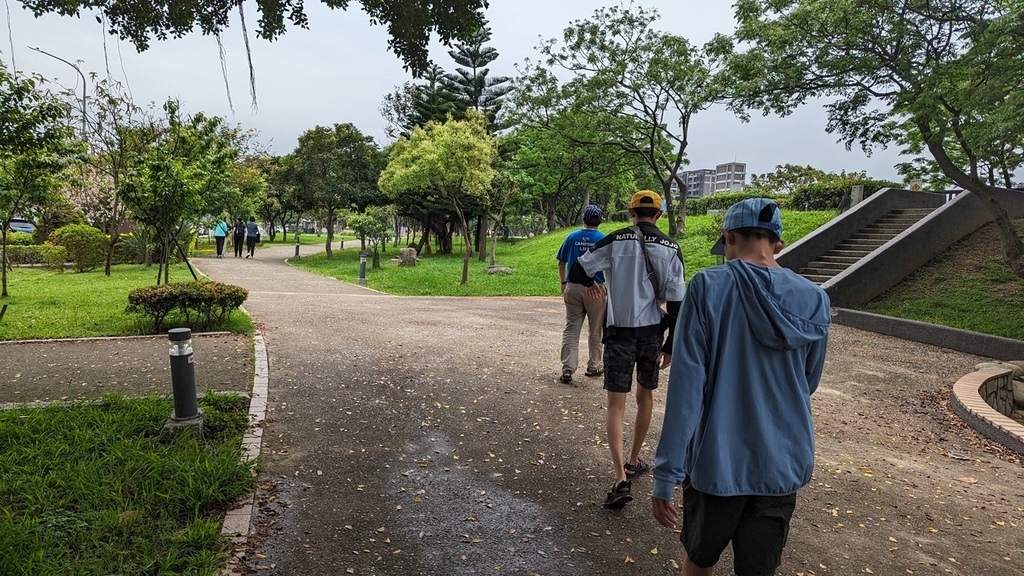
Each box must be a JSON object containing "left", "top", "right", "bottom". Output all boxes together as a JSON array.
[{"left": 630, "top": 225, "right": 660, "bottom": 294}]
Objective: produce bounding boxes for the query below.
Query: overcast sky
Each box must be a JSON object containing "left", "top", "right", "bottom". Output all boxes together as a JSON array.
[{"left": 7, "top": 0, "right": 907, "bottom": 181}]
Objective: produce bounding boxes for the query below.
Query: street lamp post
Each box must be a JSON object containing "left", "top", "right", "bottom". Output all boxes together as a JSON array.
[{"left": 28, "top": 46, "right": 87, "bottom": 138}]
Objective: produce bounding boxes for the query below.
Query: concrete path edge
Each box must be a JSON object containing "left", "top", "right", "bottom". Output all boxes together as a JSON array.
[{"left": 219, "top": 330, "right": 268, "bottom": 569}]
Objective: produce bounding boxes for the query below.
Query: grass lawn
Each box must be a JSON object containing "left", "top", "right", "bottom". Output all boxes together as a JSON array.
[
  {"left": 290, "top": 211, "right": 838, "bottom": 297},
  {"left": 0, "top": 392, "right": 254, "bottom": 575},
  {"left": 860, "top": 219, "right": 1024, "bottom": 340},
  {"left": 0, "top": 263, "right": 253, "bottom": 341}
]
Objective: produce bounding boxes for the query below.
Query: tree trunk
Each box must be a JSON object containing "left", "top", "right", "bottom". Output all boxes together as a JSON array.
[
  {"left": 325, "top": 210, "right": 335, "bottom": 258},
  {"left": 971, "top": 184, "right": 1024, "bottom": 278},
  {"left": 1, "top": 229, "right": 9, "bottom": 298},
  {"left": 415, "top": 222, "right": 430, "bottom": 255},
  {"left": 924, "top": 134, "right": 1024, "bottom": 278},
  {"left": 489, "top": 226, "right": 497, "bottom": 267},
  {"left": 477, "top": 215, "right": 487, "bottom": 262},
  {"left": 452, "top": 201, "right": 471, "bottom": 285},
  {"left": 661, "top": 177, "right": 677, "bottom": 237}
]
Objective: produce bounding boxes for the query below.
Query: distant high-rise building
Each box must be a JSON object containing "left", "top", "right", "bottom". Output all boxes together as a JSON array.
[
  {"left": 674, "top": 169, "right": 716, "bottom": 198},
  {"left": 715, "top": 162, "right": 747, "bottom": 191}
]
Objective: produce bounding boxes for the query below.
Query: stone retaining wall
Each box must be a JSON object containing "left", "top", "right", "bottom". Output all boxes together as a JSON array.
[{"left": 950, "top": 367, "right": 1024, "bottom": 455}]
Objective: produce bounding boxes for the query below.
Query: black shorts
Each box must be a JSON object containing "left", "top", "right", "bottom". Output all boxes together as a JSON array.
[
  {"left": 681, "top": 483, "right": 797, "bottom": 576},
  {"left": 602, "top": 333, "right": 663, "bottom": 393}
]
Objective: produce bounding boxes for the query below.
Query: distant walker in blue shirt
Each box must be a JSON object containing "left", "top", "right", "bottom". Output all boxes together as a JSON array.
[
  {"left": 555, "top": 205, "right": 606, "bottom": 386},
  {"left": 651, "top": 198, "right": 831, "bottom": 576}
]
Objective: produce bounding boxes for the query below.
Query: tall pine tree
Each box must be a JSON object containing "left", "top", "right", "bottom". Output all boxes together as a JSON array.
[{"left": 445, "top": 23, "right": 511, "bottom": 130}]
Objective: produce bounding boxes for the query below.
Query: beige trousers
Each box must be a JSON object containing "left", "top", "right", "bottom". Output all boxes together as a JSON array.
[{"left": 561, "top": 282, "right": 606, "bottom": 374}]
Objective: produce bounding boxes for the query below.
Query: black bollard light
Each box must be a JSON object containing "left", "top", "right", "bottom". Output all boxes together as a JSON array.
[
  {"left": 168, "top": 328, "right": 200, "bottom": 420},
  {"left": 294, "top": 232, "right": 301, "bottom": 258},
  {"left": 340, "top": 239, "right": 344, "bottom": 250},
  {"left": 357, "top": 253, "right": 368, "bottom": 285}
]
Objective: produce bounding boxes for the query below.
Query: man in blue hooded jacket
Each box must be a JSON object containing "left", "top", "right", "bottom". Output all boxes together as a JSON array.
[{"left": 651, "top": 198, "right": 830, "bottom": 576}]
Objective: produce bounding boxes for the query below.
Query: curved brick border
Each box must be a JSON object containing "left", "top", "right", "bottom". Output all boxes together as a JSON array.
[{"left": 950, "top": 367, "right": 1024, "bottom": 455}]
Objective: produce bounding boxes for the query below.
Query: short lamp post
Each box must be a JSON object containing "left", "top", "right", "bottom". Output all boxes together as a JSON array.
[
  {"left": 163, "top": 328, "right": 204, "bottom": 438},
  {"left": 294, "top": 231, "right": 301, "bottom": 259},
  {"left": 357, "top": 252, "right": 368, "bottom": 285}
]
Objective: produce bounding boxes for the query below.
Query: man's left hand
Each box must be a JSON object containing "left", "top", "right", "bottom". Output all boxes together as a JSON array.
[
  {"left": 657, "top": 352, "right": 671, "bottom": 370},
  {"left": 652, "top": 497, "right": 679, "bottom": 529}
]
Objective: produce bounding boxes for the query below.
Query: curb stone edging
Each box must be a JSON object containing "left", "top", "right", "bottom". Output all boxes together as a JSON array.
[
  {"left": 950, "top": 367, "right": 1024, "bottom": 456},
  {"left": 220, "top": 331, "right": 268, "bottom": 574}
]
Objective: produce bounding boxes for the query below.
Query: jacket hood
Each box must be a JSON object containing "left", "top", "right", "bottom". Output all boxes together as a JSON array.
[{"left": 727, "top": 259, "right": 830, "bottom": 350}]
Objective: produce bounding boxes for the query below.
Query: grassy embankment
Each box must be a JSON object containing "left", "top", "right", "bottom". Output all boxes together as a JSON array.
[{"left": 861, "top": 219, "right": 1024, "bottom": 340}]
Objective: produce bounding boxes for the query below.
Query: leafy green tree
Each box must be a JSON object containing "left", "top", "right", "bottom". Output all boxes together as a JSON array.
[
  {"left": 72, "top": 76, "right": 153, "bottom": 276},
  {"left": 519, "top": 4, "right": 727, "bottom": 236},
  {"left": 379, "top": 111, "right": 497, "bottom": 285},
  {"left": 289, "top": 123, "right": 383, "bottom": 258},
  {"left": 120, "top": 99, "right": 236, "bottom": 284},
  {"left": 19, "top": 0, "right": 488, "bottom": 74},
  {"left": 749, "top": 164, "right": 831, "bottom": 194},
  {"left": 33, "top": 194, "right": 87, "bottom": 243},
  {"left": 205, "top": 125, "right": 269, "bottom": 223},
  {"left": 380, "top": 82, "right": 418, "bottom": 142},
  {"left": 0, "top": 62, "right": 79, "bottom": 297},
  {"left": 348, "top": 205, "right": 392, "bottom": 269},
  {"left": 253, "top": 155, "right": 297, "bottom": 242},
  {"left": 728, "top": 0, "right": 1024, "bottom": 276},
  {"left": 502, "top": 117, "right": 639, "bottom": 230}
]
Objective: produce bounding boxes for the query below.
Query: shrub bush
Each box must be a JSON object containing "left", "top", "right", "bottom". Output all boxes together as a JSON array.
[
  {"left": 789, "top": 179, "right": 899, "bottom": 211},
  {"left": 4, "top": 232, "right": 35, "bottom": 245},
  {"left": 52, "top": 224, "right": 107, "bottom": 272},
  {"left": 126, "top": 281, "right": 249, "bottom": 332}
]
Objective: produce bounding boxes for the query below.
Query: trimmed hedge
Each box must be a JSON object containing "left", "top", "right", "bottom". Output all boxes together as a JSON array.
[
  {"left": 126, "top": 280, "right": 249, "bottom": 332},
  {"left": 2, "top": 244, "right": 68, "bottom": 270},
  {"left": 789, "top": 179, "right": 899, "bottom": 211},
  {"left": 685, "top": 190, "right": 786, "bottom": 215},
  {"left": 3, "top": 232, "right": 35, "bottom": 246}
]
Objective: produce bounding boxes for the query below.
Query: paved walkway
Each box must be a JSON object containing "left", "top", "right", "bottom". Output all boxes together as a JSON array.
[{"left": 186, "top": 242, "right": 1024, "bottom": 575}]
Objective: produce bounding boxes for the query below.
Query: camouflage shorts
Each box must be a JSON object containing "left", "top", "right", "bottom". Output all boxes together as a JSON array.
[{"left": 603, "top": 333, "right": 663, "bottom": 393}]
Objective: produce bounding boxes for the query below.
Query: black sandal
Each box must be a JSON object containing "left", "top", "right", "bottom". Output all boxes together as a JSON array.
[
  {"left": 603, "top": 480, "right": 633, "bottom": 509},
  {"left": 624, "top": 457, "right": 651, "bottom": 479}
]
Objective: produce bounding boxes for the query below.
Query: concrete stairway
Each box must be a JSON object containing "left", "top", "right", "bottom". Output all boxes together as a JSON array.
[{"left": 798, "top": 208, "right": 934, "bottom": 284}]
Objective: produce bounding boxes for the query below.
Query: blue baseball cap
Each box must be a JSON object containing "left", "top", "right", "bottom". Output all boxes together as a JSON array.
[
  {"left": 582, "top": 204, "right": 603, "bottom": 225},
  {"left": 711, "top": 198, "right": 783, "bottom": 255}
]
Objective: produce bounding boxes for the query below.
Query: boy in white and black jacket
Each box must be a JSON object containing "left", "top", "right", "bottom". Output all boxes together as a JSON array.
[{"left": 567, "top": 189, "right": 685, "bottom": 508}]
